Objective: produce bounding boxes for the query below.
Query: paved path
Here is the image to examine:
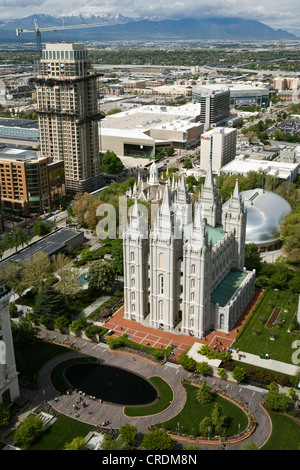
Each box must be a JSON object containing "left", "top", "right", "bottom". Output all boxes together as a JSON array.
[
  {"left": 15, "top": 331, "right": 272, "bottom": 450},
  {"left": 231, "top": 350, "right": 300, "bottom": 376}
]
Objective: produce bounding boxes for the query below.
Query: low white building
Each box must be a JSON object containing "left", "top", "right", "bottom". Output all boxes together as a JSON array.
[
  {"left": 220, "top": 155, "right": 299, "bottom": 182},
  {"left": 99, "top": 103, "right": 203, "bottom": 158}
]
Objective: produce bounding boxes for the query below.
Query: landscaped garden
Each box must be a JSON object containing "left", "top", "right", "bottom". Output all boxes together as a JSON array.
[
  {"left": 232, "top": 288, "right": 300, "bottom": 364},
  {"left": 155, "top": 382, "right": 249, "bottom": 441}
]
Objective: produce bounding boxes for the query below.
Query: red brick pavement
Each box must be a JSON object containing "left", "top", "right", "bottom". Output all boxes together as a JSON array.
[{"left": 104, "top": 289, "right": 263, "bottom": 362}]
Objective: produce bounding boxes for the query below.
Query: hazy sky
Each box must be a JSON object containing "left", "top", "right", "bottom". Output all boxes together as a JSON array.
[{"left": 1, "top": 0, "right": 300, "bottom": 34}]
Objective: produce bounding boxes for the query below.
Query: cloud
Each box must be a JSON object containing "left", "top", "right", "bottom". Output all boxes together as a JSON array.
[{"left": 0, "top": 0, "right": 299, "bottom": 32}]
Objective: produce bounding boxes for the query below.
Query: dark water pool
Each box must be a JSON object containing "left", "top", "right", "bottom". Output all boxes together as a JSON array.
[{"left": 64, "top": 363, "right": 158, "bottom": 406}]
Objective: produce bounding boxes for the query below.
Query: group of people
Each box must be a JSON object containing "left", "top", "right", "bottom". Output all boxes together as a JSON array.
[{"left": 68, "top": 390, "right": 101, "bottom": 418}]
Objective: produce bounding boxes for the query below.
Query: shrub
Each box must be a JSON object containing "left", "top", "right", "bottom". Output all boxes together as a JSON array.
[{"left": 13, "top": 414, "right": 44, "bottom": 449}]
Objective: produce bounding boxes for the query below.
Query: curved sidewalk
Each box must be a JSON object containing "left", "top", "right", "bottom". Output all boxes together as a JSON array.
[{"left": 19, "top": 334, "right": 272, "bottom": 449}]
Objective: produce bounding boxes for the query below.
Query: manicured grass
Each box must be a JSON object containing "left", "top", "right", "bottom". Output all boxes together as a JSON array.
[
  {"left": 28, "top": 414, "right": 93, "bottom": 450},
  {"left": 124, "top": 376, "right": 173, "bottom": 417},
  {"left": 233, "top": 289, "right": 300, "bottom": 363},
  {"left": 261, "top": 412, "right": 300, "bottom": 450},
  {"left": 156, "top": 383, "right": 248, "bottom": 438},
  {"left": 14, "top": 340, "right": 72, "bottom": 385}
]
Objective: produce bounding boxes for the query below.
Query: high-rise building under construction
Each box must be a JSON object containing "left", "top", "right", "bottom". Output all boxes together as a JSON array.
[{"left": 35, "top": 42, "right": 103, "bottom": 193}]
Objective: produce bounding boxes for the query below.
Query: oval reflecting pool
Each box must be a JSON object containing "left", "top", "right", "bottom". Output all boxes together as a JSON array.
[{"left": 64, "top": 363, "right": 158, "bottom": 406}]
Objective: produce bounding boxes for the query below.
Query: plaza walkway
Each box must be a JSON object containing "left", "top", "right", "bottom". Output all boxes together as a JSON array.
[
  {"left": 16, "top": 338, "right": 271, "bottom": 450},
  {"left": 2, "top": 287, "right": 296, "bottom": 450}
]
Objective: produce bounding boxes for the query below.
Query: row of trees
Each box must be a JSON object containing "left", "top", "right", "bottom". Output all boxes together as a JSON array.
[{"left": 0, "top": 220, "right": 52, "bottom": 259}]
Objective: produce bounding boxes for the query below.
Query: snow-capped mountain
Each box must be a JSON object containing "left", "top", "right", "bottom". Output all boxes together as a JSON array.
[
  {"left": 60, "top": 8, "right": 131, "bottom": 24},
  {"left": 0, "top": 12, "right": 296, "bottom": 43}
]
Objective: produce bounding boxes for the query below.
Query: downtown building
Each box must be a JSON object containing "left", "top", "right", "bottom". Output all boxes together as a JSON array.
[
  {"left": 192, "top": 87, "right": 231, "bottom": 130},
  {"left": 123, "top": 162, "right": 255, "bottom": 338},
  {"left": 200, "top": 127, "right": 237, "bottom": 173},
  {"left": 35, "top": 43, "right": 103, "bottom": 194}
]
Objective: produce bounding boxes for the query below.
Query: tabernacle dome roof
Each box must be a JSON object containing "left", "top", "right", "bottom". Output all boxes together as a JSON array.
[{"left": 223, "top": 188, "right": 292, "bottom": 247}]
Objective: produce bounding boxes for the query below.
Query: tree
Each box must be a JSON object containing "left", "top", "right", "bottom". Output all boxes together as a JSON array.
[
  {"left": 178, "top": 352, "right": 196, "bottom": 371},
  {"left": 196, "top": 379, "right": 213, "bottom": 404},
  {"left": 33, "top": 219, "right": 51, "bottom": 237},
  {"left": 101, "top": 150, "right": 124, "bottom": 174},
  {"left": 34, "top": 282, "right": 69, "bottom": 327},
  {"left": 13, "top": 414, "right": 44, "bottom": 449},
  {"left": 265, "top": 390, "right": 291, "bottom": 412},
  {"left": 196, "top": 361, "right": 211, "bottom": 377},
  {"left": 54, "top": 316, "right": 70, "bottom": 332},
  {"left": 199, "top": 416, "right": 212, "bottom": 437},
  {"left": 245, "top": 243, "right": 262, "bottom": 272},
  {"left": 64, "top": 436, "right": 86, "bottom": 450},
  {"left": 13, "top": 317, "right": 37, "bottom": 345},
  {"left": 232, "top": 366, "right": 245, "bottom": 383},
  {"left": 88, "top": 260, "right": 116, "bottom": 294},
  {"left": 141, "top": 429, "right": 174, "bottom": 450},
  {"left": 0, "top": 261, "right": 26, "bottom": 298},
  {"left": 210, "top": 402, "right": 226, "bottom": 436},
  {"left": 119, "top": 423, "right": 137, "bottom": 446},
  {"left": 69, "top": 316, "right": 88, "bottom": 335},
  {"left": 101, "top": 433, "right": 130, "bottom": 450},
  {"left": 0, "top": 403, "right": 10, "bottom": 428},
  {"left": 280, "top": 213, "right": 300, "bottom": 263},
  {"left": 72, "top": 192, "right": 101, "bottom": 229},
  {"left": 22, "top": 251, "right": 52, "bottom": 294},
  {"left": 111, "top": 239, "right": 124, "bottom": 275},
  {"left": 183, "top": 158, "right": 193, "bottom": 169},
  {"left": 52, "top": 253, "right": 79, "bottom": 301},
  {"left": 11, "top": 227, "right": 30, "bottom": 252}
]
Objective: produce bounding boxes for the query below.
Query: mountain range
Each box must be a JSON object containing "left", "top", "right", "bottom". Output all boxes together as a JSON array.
[{"left": 0, "top": 10, "right": 296, "bottom": 44}]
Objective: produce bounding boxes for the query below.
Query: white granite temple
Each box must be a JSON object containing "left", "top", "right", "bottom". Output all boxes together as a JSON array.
[{"left": 123, "top": 161, "right": 255, "bottom": 338}]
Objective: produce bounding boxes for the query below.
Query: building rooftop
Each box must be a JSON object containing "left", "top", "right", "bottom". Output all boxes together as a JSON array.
[
  {"left": 0, "top": 228, "right": 84, "bottom": 269},
  {"left": 211, "top": 271, "right": 248, "bottom": 307},
  {"left": 0, "top": 118, "right": 39, "bottom": 129},
  {"left": 241, "top": 189, "right": 292, "bottom": 246},
  {"left": 101, "top": 103, "right": 200, "bottom": 132},
  {"left": 0, "top": 147, "right": 39, "bottom": 162},
  {"left": 206, "top": 224, "right": 225, "bottom": 246},
  {"left": 221, "top": 156, "right": 299, "bottom": 181}
]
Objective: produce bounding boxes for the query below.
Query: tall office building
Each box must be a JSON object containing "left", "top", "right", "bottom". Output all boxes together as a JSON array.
[
  {"left": 35, "top": 43, "right": 103, "bottom": 194},
  {"left": 193, "top": 87, "right": 230, "bottom": 130}
]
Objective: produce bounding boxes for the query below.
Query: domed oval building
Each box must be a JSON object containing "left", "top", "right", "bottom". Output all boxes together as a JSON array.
[{"left": 223, "top": 188, "right": 292, "bottom": 252}]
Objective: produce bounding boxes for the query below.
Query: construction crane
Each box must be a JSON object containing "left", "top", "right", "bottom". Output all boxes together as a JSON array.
[{"left": 16, "top": 18, "right": 109, "bottom": 56}]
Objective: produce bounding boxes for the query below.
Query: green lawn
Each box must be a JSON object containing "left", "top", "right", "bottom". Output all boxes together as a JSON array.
[
  {"left": 156, "top": 383, "right": 249, "bottom": 438},
  {"left": 261, "top": 412, "right": 300, "bottom": 450},
  {"left": 124, "top": 376, "right": 173, "bottom": 417},
  {"left": 28, "top": 415, "right": 93, "bottom": 450},
  {"left": 233, "top": 289, "right": 300, "bottom": 363},
  {"left": 14, "top": 340, "right": 72, "bottom": 385}
]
